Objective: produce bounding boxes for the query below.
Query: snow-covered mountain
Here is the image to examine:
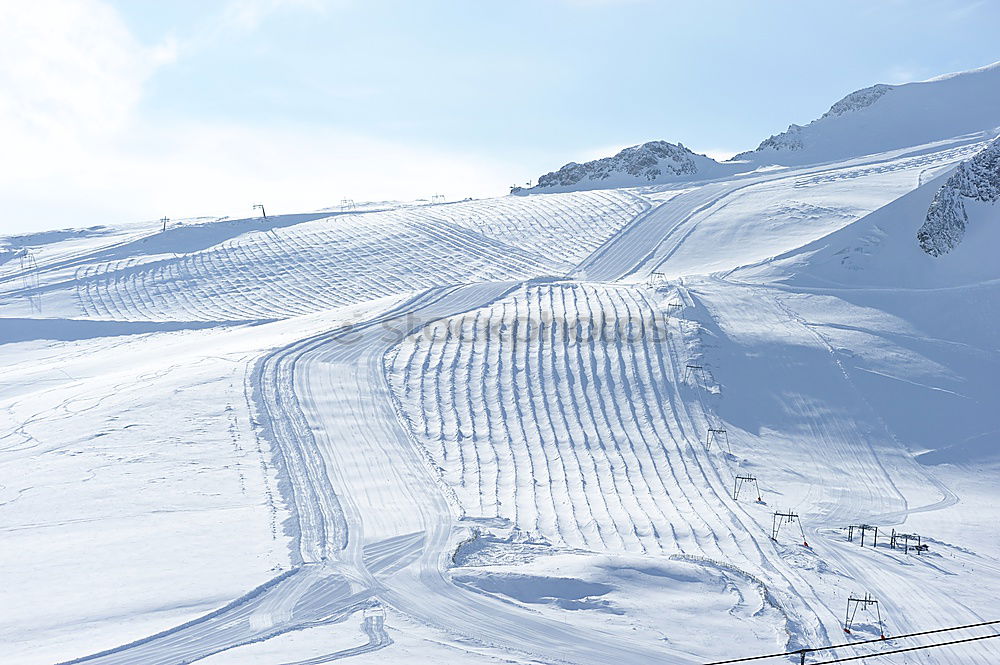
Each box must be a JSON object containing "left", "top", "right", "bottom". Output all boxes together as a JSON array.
[
  {"left": 918, "top": 136, "right": 1000, "bottom": 256},
  {"left": 735, "top": 61, "right": 1000, "bottom": 166},
  {"left": 524, "top": 62, "right": 1000, "bottom": 193},
  {"left": 4, "top": 61, "right": 1000, "bottom": 665},
  {"left": 520, "top": 140, "right": 740, "bottom": 193}
]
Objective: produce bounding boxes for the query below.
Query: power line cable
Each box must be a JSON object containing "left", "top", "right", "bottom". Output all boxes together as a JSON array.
[{"left": 702, "top": 619, "right": 1000, "bottom": 664}]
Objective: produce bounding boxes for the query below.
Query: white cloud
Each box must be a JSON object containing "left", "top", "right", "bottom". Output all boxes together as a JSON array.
[
  {"left": 0, "top": 0, "right": 170, "bottom": 143},
  {"left": 0, "top": 0, "right": 512, "bottom": 234},
  {"left": 219, "top": 0, "right": 340, "bottom": 33},
  {"left": 883, "top": 65, "right": 923, "bottom": 85}
]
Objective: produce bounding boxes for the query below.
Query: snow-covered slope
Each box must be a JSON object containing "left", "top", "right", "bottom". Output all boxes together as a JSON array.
[
  {"left": 3, "top": 63, "right": 1000, "bottom": 665},
  {"left": 735, "top": 140, "right": 1000, "bottom": 289},
  {"left": 735, "top": 61, "right": 1000, "bottom": 166},
  {"left": 726, "top": 139, "right": 1000, "bottom": 467},
  {"left": 0, "top": 191, "right": 646, "bottom": 321}
]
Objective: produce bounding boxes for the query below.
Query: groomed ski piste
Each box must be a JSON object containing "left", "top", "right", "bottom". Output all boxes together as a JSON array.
[{"left": 2, "top": 65, "right": 1000, "bottom": 665}]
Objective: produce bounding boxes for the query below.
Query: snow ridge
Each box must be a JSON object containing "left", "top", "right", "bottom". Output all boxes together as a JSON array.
[
  {"left": 735, "top": 85, "right": 896, "bottom": 159},
  {"left": 752, "top": 124, "right": 805, "bottom": 153},
  {"left": 820, "top": 84, "right": 894, "bottom": 119},
  {"left": 531, "top": 141, "right": 704, "bottom": 190},
  {"left": 917, "top": 137, "right": 1000, "bottom": 256}
]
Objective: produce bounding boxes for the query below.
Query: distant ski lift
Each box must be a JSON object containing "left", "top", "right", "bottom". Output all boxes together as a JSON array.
[
  {"left": 431, "top": 193, "right": 446, "bottom": 204},
  {"left": 648, "top": 271, "right": 668, "bottom": 287},
  {"left": 705, "top": 427, "right": 731, "bottom": 453},
  {"left": 683, "top": 364, "right": 706, "bottom": 383},
  {"left": 17, "top": 248, "right": 41, "bottom": 313},
  {"left": 844, "top": 593, "right": 885, "bottom": 638},
  {"left": 889, "top": 529, "right": 927, "bottom": 554},
  {"left": 847, "top": 523, "right": 880, "bottom": 547},
  {"left": 341, "top": 198, "right": 357, "bottom": 212},
  {"left": 772, "top": 510, "right": 808, "bottom": 547},
  {"left": 732, "top": 473, "right": 762, "bottom": 502},
  {"left": 18, "top": 248, "right": 38, "bottom": 273},
  {"left": 662, "top": 301, "right": 684, "bottom": 321},
  {"left": 253, "top": 203, "right": 267, "bottom": 219}
]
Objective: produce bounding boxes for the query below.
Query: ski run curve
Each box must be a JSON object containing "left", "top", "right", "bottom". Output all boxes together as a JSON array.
[{"left": 13, "top": 133, "right": 996, "bottom": 664}]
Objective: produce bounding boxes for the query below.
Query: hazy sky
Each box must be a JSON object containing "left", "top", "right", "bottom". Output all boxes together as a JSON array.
[{"left": 3, "top": 0, "right": 998, "bottom": 233}]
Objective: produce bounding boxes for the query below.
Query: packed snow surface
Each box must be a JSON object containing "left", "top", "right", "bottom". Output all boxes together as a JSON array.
[{"left": 2, "top": 64, "right": 1000, "bottom": 665}]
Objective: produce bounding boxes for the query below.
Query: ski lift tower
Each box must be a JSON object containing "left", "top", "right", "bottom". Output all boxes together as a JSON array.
[
  {"left": 771, "top": 510, "right": 808, "bottom": 547},
  {"left": 705, "top": 427, "right": 730, "bottom": 452},
  {"left": 847, "top": 524, "right": 879, "bottom": 547},
  {"left": 732, "top": 474, "right": 762, "bottom": 502},
  {"left": 844, "top": 593, "right": 885, "bottom": 638}
]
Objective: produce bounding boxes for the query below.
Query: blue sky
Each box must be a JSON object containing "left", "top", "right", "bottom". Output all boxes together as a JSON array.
[{"left": 2, "top": 0, "right": 999, "bottom": 233}]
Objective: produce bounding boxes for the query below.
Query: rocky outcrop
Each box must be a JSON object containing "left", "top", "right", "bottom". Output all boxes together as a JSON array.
[
  {"left": 531, "top": 141, "right": 704, "bottom": 190},
  {"left": 918, "top": 138, "right": 1000, "bottom": 256},
  {"left": 733, "top": 85, "right": 896, "bottom": 161},
  {"left": 752, "top": 124, "right": 805, "bottom": 153},
  {"left": 821, "top": 84, "right": 893, "bottom": 119}
]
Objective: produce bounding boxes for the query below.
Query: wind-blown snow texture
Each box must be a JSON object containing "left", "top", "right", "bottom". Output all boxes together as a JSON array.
[
  {"left": 918, "top": 137, "right": 1000, "bottom": 255},
  {"left": 2, "top": 62, "right": 1000, "bottom": 665}
]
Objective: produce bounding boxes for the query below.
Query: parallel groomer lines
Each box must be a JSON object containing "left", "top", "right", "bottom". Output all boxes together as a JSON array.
[
  {"left": 561, "top": 285, "right": 633, "bottom": 550},
  {"left": 66, "top": 192, "right": 651, "bottom": 322},
  {"left": 72, "top": 207, "right": 576, "bottom": 321},
  {"left": 524, "top": 288, "right": 575, "bottom": 542},
  {"left": 607, "top": 286, "right": 683, "bottom": 550},
  {"left": 543, "top": 285, "right": 604, "bottom": 547},
  {"left": 608, "top": 286, "right": 688, "bottom": 550},
  {"left": 386, "top": 282, "right": 762, "bottom": 558},
  {"left": 384, "top": 279, "right": 840, "bottom": 654},
  {"left": 574, "top": 285, "right": 637, "bottom": 549},
  {"left": 422, "top": 189, "right": 649, "bottom": 267}
]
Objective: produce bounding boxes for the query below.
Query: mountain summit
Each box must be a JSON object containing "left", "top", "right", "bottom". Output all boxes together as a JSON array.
[
  {"left": 523, "top": 62, "right": 1000, "bottom": 193},
  {"left": 519, "top": 141, "right": 738, "bottom": 194},
  {"left": 736, "top": 61, "right": 1000, "bottom": 166}
]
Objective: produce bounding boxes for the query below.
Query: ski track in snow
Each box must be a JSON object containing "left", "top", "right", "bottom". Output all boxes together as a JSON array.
[
  {"left": 15, "top": 136, "right": 997, "bottom": 664},
  {"left": 387, "top": 283, "right": 754, "bottom": 556},
  {"left": 680, "top": 278, "right": 999, "bottom": 661},
  {"left": 49, "top": 191, "right": 645, "bottom": 322}
]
